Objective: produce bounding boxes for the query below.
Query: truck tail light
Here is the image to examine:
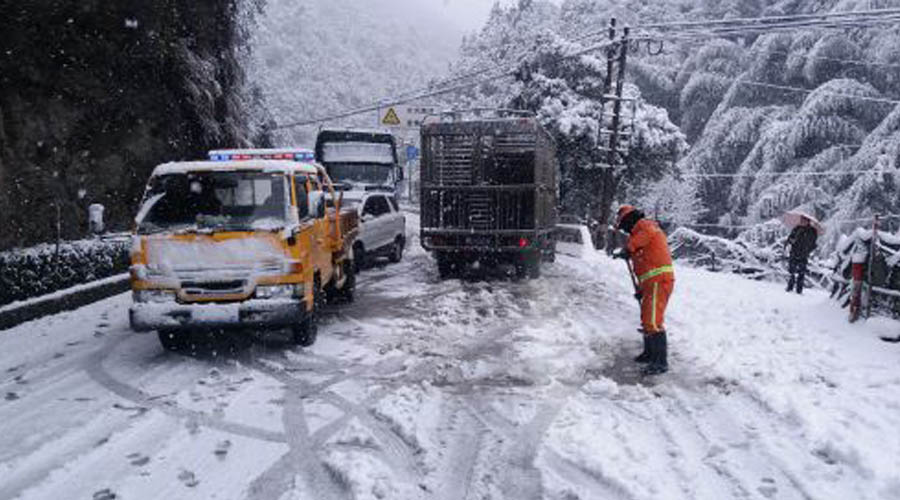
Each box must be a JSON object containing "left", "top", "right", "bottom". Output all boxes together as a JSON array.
[
  {"left": 287, "top": 261, "right": 303, "bottom": 275},
  {"left": 519, "top": 237, "right": 529, "bottom": 248}
]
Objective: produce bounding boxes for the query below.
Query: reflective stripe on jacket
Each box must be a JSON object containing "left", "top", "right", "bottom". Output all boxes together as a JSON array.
[{"left": 627, "top": 219, "right": 674, "bottom": 284}]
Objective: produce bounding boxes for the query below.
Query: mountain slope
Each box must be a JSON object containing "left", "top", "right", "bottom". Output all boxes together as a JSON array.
[{"left": 249, "top": 0, "right": 464, "bottom": 145}]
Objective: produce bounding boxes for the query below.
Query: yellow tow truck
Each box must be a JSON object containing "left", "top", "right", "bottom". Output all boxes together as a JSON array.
[{"left": 128, "top": 152, "right": 357, "bottom": 349}]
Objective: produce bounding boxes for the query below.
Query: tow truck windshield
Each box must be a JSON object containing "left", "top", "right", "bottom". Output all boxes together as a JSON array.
[{"left": 136, "top": 171, "right": 289, "bottom": 234}]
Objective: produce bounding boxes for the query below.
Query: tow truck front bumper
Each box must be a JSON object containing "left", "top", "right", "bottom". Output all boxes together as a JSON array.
[{"left": 129, "top": 299, "right": 305, "bottom": 332}]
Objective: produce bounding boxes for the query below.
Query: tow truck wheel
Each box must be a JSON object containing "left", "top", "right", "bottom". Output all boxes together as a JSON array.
[
  {"left": 329, "top": 259, "right": 356, "bottom": 304},
  {"left": 158, "top": 329, "right": 188, "bottom": 352},
  {"left": 292, "top": 277, "right": 321, "bottom": 347},
  {"left": 353, "top": 242, "right": 366, "bottom": 273},
  {"left": 341, "top": 260, "right": 356, "bottom": 303},
  {"left": 389, "top": 236, "right": 404, "bottom": 263}
]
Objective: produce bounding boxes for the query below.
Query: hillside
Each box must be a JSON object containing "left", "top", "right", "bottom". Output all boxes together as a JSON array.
[
  {"left": 249, "top": 0, "right": 465, "bottom": 146},
  {"left": 0, "top": 1, "right": 256, "bottom": 250},
  {"left": 446, "top": 0, "right": 900, "bottom": 249}
]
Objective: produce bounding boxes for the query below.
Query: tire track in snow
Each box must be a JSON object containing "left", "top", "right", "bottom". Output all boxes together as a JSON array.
[
  {"left": 431, "top": 398, "right": 485, "bottom": 500},
  {"left": 540, "top": 447, "right": 639, "bottom": 500},
  {"left": 84, "top": 335, "right": 286, "bottom": 443},
  {"left": 661, "top": 382, "right": 819, "bottom": 500},
  {"left": 245, "top": 373, "right": 347, "bottom": 500}
]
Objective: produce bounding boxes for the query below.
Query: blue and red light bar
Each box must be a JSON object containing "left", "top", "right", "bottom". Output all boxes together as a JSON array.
[{"left": 208, "top": 149, "right": 315, "bottom": 162}]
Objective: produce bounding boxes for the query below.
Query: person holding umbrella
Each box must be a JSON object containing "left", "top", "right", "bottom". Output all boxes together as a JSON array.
[{"left": 783, "top": 210, "right": 821, "bottom": 294}]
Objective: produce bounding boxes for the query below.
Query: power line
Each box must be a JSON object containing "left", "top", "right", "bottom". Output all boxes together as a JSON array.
[
  {"left": 681, "top": 169, "right": 897, "bottom": 179},
  {"left": 271, "top": 38, "right": 620, "bottom": 130},
  {"left": 635, "top": 7, "right": 900, "bottom": 32},
  {"left": 633, "top": 16, "right": 900, "bottom": 46},
  {"left": 675, "top": 213, "right": 900, "bottom": 230},
  {"left": 766, "top": 50, "right": 900, "bottom": 71},
  {"left": 737, "top": 79, "right": 900, "bottom": 105},
  {"left": 634, "top": 58, "right": 900, "bottom": 107},
  {"left": 573, "top": 8, "right": 900, "bottom": 47}
]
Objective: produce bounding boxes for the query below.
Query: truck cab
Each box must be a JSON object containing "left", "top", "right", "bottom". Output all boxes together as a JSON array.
[
  {"left": 129, "top": 157, "right": 356, "bottom": 350},
  {"left": 314, "top": 129, "right": 402, "bottom": 200}
]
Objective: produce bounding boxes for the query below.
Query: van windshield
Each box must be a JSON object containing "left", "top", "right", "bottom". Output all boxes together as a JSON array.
[{"left": 136, "top": 171, "right": 289, "bottom": 234}]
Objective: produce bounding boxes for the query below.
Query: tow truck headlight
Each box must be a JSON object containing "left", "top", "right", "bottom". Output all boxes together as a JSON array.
[
  {"left": 133, "top": 290, "right": 175, "bottom": 303},
  {"left": 255, "top": 284, "right": 298, "bottom": 299}
]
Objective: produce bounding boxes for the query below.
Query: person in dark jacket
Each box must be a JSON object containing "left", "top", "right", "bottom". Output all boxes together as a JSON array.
[{"left": 786, "top": 217, "right": 818, "bottom": 294}]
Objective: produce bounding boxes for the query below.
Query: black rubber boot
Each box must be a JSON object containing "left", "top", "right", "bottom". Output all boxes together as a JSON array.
[
  {"left": 786, "top": 276, "right": 795, "bottom": 292},
  {"left": 634, "top": 334, "right": 651, "bottom": 363},
  {"left": 641, "top": 332, "right": 669, "bottom": 376}
]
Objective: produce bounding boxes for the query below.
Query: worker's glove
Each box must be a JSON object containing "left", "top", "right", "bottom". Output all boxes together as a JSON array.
[
  {"left": 634, "top": 291, "right": 643, "bottom": 302},
  {"left": 612, "top": 247, "right": 630, "bottom": 260}
]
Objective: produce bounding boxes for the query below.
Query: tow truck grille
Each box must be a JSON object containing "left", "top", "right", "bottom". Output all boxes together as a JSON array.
[{"left": 181, "top": 280, "right": 247, "bottom": 296}]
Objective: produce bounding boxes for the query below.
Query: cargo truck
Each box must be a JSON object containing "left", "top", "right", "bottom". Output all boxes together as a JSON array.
[{"left": 419, "top": 111, "right": 558, "bottom": 279}]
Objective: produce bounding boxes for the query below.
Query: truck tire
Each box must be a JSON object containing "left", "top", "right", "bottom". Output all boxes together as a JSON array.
[
  {"left": 158, "top": 329, "right": 189, "bottom": 352},
  {"left": 516, "top": 252, "right": 541, "bottom": 280},
  {"left": 527, "top": 256, "right": 542, "bottom": 279},
  {"left": 292, "top": 277, "right": 321, "bottom": 347},
  {"left": 437, "top": 252, "right": 455, "bottom": 279},
  {"left": 389, "top": 236, "right": 404, "bottom": 263}
]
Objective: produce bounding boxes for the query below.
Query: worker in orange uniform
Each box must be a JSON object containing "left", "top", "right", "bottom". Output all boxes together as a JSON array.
[{"left": 613, "top": 205, "right": 675, "bottom": 375}]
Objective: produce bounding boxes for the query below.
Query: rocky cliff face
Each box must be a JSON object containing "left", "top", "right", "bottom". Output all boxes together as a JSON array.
[{"left": 0, "top": 1, "right": 257, "bottom": 250}]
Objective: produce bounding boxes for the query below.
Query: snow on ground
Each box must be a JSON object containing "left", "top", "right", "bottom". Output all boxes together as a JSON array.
[{"left": 0, "top": 211, "right": 898, "bottom": 500}]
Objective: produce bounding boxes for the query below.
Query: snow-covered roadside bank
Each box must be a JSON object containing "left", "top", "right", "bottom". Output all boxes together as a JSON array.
[
  {"left": 669, "top": 263, "right": 900, "bottom": 499},
  {"left": 539, "top": 255, "right": 900, "bottom": 500},
  {"left": 0, "top": 273, "right": 130, "bottom": 330}
]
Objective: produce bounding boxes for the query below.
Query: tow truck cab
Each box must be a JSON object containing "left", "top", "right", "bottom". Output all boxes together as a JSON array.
[
  {"left": 314, "top": 129, "right": 402, "bottom": 199},
  {"left": 128, "top": 156, "right": 356, "bottom": 349}
]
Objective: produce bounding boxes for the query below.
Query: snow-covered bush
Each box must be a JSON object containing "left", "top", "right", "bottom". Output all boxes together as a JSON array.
[
  {"left": 668, "top": 227, "right": 774, "bottom": 278},
  {"left": 0, "top": 239, "right": 130, "bottom": 307}
]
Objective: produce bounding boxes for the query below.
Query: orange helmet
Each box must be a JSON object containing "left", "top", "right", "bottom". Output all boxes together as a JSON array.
[{"left": 616, "top": 204, "right": 636, "bottom": 230}]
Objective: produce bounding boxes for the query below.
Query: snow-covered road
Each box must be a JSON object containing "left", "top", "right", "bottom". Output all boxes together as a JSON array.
[{"left": 1, "top": 214, "right": 898, "bottom": 500}]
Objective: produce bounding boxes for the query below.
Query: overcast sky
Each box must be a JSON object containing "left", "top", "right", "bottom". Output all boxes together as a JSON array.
[{"left": 432, "top": 0, "right": 502, "bottom": 30}]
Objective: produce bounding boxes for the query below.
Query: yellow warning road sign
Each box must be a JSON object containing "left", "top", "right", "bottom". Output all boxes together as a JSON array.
[{"left": 381, "top": 107, "right": 401, "bottom": 126}]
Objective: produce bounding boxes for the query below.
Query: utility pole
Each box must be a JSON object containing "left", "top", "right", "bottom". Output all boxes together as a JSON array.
[
  {"left": 594, "top": 19, "right": 634, "bottom": 249},
  {"left": 606, "top": 25, "right": 629, "bottom": 171}
]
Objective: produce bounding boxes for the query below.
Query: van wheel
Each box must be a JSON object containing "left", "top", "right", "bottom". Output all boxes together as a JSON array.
[
  {"left": 389, "top": 236, "right": 404, "bottom": 263},
  {"left": 158, "top": 329, "right": 188, "bottom": 352},
  {"left": 292, "top": 277, "right": 321, "bottom": 347}
]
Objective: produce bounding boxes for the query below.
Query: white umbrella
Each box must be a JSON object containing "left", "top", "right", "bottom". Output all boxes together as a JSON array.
[{"left": 781, "top": 209, "right": 824, "bottom": 235}]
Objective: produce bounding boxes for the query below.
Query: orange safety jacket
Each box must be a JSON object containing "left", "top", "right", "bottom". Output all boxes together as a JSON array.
[{"left": 627, "top": 219, "right": 675, "bottom": 285}]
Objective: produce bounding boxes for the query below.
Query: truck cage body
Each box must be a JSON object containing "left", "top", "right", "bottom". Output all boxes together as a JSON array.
[{"left": 419, "top": 117, "right": 558, "bottom": 253}]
